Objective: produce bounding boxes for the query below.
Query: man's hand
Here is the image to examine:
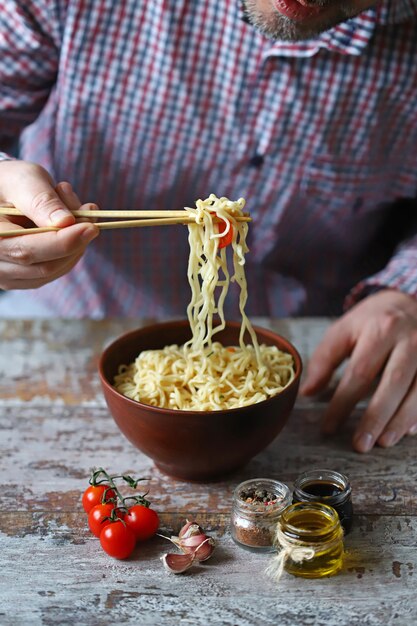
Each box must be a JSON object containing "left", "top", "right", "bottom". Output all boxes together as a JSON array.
[
  {"left": 0, "top": 160, "right": 99, "bottom": 290},
  {"left": 300, "top": 289, "right": 417, "bottom": 452}
]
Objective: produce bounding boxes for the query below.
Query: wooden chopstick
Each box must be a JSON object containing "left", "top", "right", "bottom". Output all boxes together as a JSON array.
[
  {"left": 0, "top": 205, "right": 251, "bottom": 220},
  {"left": 0, "top": 206, "right": 190, "bottom": 219},
  {"left": 0, "top": 211, "right": 251, "bottom": 238},
  {"left": 0, "top": 216, "right": 194, "bottom": 238}
]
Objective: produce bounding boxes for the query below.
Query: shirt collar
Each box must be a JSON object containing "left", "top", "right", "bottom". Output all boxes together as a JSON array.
[{"left": 238, "top": 0, "right": 417, "bottom": 58}]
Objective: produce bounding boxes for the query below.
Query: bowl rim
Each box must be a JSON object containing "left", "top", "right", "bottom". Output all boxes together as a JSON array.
[{"left": 98, "top": 319, "right": 302, "bottom": 416}]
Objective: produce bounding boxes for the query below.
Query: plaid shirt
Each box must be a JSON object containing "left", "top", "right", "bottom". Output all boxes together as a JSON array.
[{"left": 1, "top": 0, "right": 417, "bottom": 318}]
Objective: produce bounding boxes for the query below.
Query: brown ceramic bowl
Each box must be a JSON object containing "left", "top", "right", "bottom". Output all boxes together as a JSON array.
[{"left": 98, "top": 320, "right": 302, "bottom": 481}]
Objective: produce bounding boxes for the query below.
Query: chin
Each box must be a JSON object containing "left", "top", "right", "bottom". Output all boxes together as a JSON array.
[{"left": 242, "top": 0, "right": 361, "bottom": 42}]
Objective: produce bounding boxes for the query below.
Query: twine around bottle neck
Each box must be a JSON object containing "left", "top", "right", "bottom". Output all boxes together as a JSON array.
[{"left": 265, "top": 523, "right": 342, "bottom": 583}]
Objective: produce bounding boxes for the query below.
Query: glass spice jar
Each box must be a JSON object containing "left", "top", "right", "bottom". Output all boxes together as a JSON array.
[
  {"left": 292, "top": 469, "right": 353, "bottom": 534},
  {"left": 276, "top": 501, "right": 344, "bottom": 578},
  {"left": 231, "top": 478, "right": 292, "bottom": 552}
]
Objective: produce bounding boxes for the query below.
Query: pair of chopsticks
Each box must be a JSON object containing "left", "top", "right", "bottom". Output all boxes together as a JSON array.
[{"left": 0, "top": 205, "right": 251, "bottom": 238}]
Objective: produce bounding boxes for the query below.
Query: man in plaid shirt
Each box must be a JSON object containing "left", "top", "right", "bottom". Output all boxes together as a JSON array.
[{"left": 0, "top": 0, "right": 416, "bottom": 452}]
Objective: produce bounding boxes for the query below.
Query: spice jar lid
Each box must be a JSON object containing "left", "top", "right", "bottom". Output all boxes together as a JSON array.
[{"left": 233, "top": 478, "right": 292, "bottom": 515}]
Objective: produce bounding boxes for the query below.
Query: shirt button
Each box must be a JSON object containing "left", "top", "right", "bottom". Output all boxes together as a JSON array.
[
  {"left": 249, "top": 154, "right": 264, "bottom": 168},
  {"left": 353, "top": 197, "right": 364, "bottom": 213}
]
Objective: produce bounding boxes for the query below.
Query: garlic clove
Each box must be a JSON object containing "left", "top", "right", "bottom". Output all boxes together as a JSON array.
[
  {"left": 178, "top": 519, "right": 194, "bottom": 538},
  {"left": 178, "top": 533, "right": 209, "bottom": 553},
  {"left": 179, "top": 521, "right": 204, "bottom": 539},
  {"left": 193, "top": 537, "right": 215, "bottom": 562},
  {"left": 161, "top": 552, "right": 195, "bottom": 574}
]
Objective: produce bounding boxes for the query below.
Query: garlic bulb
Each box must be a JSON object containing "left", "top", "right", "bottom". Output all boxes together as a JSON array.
[{"left": 160, "top": 520, "right": 216, "bottom": 574}]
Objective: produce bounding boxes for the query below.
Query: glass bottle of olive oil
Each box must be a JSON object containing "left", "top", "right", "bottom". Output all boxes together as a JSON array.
[{"left": 277, "top": 502, "right": 344, "bottom": 578}]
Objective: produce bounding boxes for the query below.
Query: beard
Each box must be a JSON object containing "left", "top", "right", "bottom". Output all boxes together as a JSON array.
[{"left": 241, "top": 0, "right": 370, "bottom": 41}]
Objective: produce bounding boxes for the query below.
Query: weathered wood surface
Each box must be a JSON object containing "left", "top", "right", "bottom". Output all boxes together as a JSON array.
[{"left": 1, "top": 318, "right": 416, "bottom": 626}]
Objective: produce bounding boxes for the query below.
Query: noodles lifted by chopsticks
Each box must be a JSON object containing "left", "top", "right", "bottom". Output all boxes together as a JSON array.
[{"left": 114, "top": 194, "right": 295, "bottom": 410}]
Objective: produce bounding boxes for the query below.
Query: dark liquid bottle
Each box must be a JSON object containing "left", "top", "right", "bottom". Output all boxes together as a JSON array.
[{"left": 293, "top": 470, "right": 353, "bottom": 534}]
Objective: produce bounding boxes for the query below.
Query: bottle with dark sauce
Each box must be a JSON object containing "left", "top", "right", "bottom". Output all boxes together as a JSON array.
[{"left": 292, "top": 469, "right": 353, "bottom": 534}]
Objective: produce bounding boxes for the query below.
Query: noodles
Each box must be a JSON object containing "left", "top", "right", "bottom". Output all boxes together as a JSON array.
[{"left": 114, "top": 194, "right": 295, "bottom": 410}]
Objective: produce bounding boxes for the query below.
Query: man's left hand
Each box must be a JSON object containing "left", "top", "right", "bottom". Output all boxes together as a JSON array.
[{"left": 300, "top": 289, "right": 417, "bottom": 452}]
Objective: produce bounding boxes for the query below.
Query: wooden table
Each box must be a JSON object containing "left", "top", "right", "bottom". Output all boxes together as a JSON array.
[{"left": 1, "top": 318, "right": 416, "bottom": 626}]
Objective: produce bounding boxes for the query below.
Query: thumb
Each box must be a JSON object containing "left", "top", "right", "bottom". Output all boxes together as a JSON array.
[{"left": 1, "top": 161, "right": 75, "bottom": 227}]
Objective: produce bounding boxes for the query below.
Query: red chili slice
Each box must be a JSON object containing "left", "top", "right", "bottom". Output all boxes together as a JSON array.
[
  {"left": 218, "top": 223, "right": 234, "bottom": 248},
  {"left": 209, "top": 211, "right": 234, "bottom": 249}
]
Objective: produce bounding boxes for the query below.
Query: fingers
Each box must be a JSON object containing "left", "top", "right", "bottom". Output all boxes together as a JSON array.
[
  {"left": 55, "top": 182, "right": 99, "bottom": 223},
  {"left": 0, "top": 162, "right": 76, "bottom": 227},
  {"left": 0, "top": 252, "right": 85, "bottom": 289},
  {"left": 0, "top": 161, "right": 100, "bottom": 290},
  {"left": 1, "top": 222, "right": 98, "bottom": 265},
  {"left": 321, "top": 322, "right": 394, "bottom": 437},
  {"left": 352, "top": 339, "right": 417, "bottom": 451},
  {"left": 319, "top": 323, "right": 417, "bottom": 453},
  {"left": 55, "top": 181, "right": 83, "bottom": 212},
  {"left": 300, "top": 320, "right": 353, "bottom": 396},
  {"left": 0, "top": 223, "right": 98, "bottom": 289},
  {"left": 299, "top": 292, "right": 417, "bottom": 453}
]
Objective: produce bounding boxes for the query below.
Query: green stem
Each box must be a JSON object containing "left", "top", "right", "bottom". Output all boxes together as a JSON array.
[
  {"left": 122, "top": 494, "right": 151, "bottom": 508},
  {"left": 88, "top": 467, "right": 152, "bottom": 508}
]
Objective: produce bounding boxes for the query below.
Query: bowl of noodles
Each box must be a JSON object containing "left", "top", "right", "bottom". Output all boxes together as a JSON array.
[
  {"left": 98, "top": 195, "right": 302, "bottom": 481},
  {"left": 99, "top": 319, "right": 301, "bottom": 481}
]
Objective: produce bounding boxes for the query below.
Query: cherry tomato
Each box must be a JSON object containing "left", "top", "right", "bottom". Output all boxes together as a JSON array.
[
  {"left": 217, "top": 222, "right": 234, "bottom": 249},
  {"left": 88, "top": 503, "right": 116, "bottom": 537},
  {"left": 82, "top": 484, "right": 116, "bottom": 513},
  {"left": 125, "top": 505, "right": 160, "bottom": 541},
  {"left": 100, "top": 521, "right": 136, "bottom": 559}
]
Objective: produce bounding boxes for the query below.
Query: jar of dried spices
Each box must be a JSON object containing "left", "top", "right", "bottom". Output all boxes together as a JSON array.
[
  {"left": 268, "top": 501, "right": 344, "bottom": 579},
  {"left": 292, "top": 469, "right": 353, "bottom": 534},
  {"left": 231, "top": 478, "right": 291, "bottom": 552}
]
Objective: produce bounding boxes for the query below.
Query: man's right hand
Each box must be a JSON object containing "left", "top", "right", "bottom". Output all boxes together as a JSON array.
[{"left": 0, "top": 160, "right": 99, "bottom": 290}]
